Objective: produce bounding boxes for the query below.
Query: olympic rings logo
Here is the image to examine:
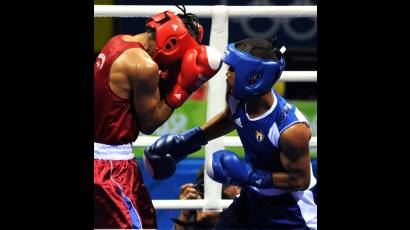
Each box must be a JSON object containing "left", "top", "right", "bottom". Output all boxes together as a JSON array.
[
  {"left": 220, "top": 0, "right": 317, "bottom": 41},
  {"left": 154, "top": 113, "right": 188, "bottom": 135}
]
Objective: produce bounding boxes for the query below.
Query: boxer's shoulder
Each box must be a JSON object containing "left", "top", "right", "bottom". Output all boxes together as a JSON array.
[{"left": 116, "top": 48, "right": 159, "bottom": 82}]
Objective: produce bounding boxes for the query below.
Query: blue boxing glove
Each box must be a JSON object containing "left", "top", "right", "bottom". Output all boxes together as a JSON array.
[
  {"left": 143, "top": 126, "right": 208, "bottom": 180},
  {"left": 206, "top": 150, "right": 273, "bottom": 188}
]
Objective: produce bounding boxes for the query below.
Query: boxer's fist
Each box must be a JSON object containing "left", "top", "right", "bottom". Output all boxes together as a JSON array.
[
  {"left": 206, "top": 150, "right": 252, "bottom": 186},
  {"left": 206, "top": 150, "right": 274, "bottom": 188},
  {"left": 143, "top": 134, "right": 177, "bottom": 180},
  {"left": 166, "top": 46, "right": 222, "bottom": 108},
  {"left": 143, "top": 127, "right": 208, "bottom": 179}
]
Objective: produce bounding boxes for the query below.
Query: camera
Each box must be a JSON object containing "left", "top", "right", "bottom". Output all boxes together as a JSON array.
[{"left": 193, "top": 181, "right": 204, "bottom": 198}]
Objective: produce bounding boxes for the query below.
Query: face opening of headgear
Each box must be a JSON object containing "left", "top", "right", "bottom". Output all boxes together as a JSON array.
[
  {"left": 223, "top": 41, "right": 286, "bottom": 100},
  {"left": 145, "top": 5, "right": 204, "bottom": 69}
]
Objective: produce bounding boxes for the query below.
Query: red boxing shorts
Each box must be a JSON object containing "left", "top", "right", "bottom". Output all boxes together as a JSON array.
[{"left": 94, "top": 142, "right": 157, "bottom": 229}]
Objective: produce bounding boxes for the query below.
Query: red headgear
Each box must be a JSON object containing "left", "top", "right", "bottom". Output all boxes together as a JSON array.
[{"left": 146, "top": 11, "right": 203, "bottom": 68}]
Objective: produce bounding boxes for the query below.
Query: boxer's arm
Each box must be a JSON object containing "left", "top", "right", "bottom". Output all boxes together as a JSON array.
[
  {"left": 200, "top": 89, "right": 235, "bottom": 141},
  {"left": 272, "top": 123, "right": 312, "bottom": 191},
  {"left": 126, "top": 50, "right": 173, "bottom": 134},
  {"left": 200, "top": 105, "right": 235, "bottom": 142}
]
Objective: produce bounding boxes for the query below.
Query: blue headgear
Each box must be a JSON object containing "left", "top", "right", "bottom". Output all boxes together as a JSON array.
[{"left": 223, "top": 43, "right": 285, "bottom": 100}]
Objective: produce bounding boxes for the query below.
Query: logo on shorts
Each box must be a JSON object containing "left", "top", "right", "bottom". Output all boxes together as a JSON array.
[{"left": 255, "top": 130, "right": 264, "bottom": 142}]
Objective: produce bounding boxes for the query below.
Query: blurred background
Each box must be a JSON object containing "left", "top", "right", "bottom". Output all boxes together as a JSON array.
[{"left": 94, "top": 1, "right": 317, "bottom": 229}]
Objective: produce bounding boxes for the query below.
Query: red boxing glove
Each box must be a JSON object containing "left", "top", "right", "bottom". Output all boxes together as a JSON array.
[
  {"left": 158, "top": 61, "right": 182, "bottom": 97},
  {"left": 159, "top": 61, "right": 181, "bottom": 81},
  {"left": 166, "top": 45, "right": 223, "bottom": 108}
]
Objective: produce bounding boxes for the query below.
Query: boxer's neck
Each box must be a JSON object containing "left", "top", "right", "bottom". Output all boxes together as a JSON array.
[
  {"left": 245, "top": 91, "right": 274, "bottom": 119},
  {"left": 124, "top": 33, "right": 156, "bottom": 56}
]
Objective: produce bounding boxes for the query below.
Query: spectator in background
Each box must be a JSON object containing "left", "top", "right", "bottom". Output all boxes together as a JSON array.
[{"left": 172, "top": 166, "right": 240, "bottom": 230}]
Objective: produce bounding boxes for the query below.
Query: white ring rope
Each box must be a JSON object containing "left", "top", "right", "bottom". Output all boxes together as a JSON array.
[
  {"left": 281, "top": 71, "right": 316, "bottom": 82},
  {"left": 134, "top": 136, "right": 317, "bottom": 149},
  {"left": 94, "top": 5, "right": 317, "bottom": 18},
  {"left": 152, "top": 199, "right": 233, "bottom": 210}
]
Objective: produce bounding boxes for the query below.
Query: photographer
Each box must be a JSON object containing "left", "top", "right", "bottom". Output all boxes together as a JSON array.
[{"left": 172, "top": 166, "right": 240, "bottom": 230}]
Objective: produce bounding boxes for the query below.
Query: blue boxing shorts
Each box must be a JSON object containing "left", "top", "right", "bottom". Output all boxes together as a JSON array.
[{"left": 215, "top": 186, "right": 317, "bottom": 229}]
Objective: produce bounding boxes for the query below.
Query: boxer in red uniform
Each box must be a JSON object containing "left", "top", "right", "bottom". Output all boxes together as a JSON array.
[{"left": 94, "top": 5, "right": 222, "bottom": 229}]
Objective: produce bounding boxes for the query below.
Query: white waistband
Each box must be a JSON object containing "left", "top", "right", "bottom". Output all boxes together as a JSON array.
[{"left": 94, "top": 142, "right": 135, "bottom": 160}]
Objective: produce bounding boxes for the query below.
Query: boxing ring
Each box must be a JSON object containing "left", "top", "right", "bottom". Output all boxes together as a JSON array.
[{"left": 94, "top": 4, "right": 317, "bottom": 211}]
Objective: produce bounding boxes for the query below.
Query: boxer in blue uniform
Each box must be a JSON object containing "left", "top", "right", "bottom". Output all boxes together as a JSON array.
[{"left": 144, "top": 38, "right": 317, "bottom": 229}]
